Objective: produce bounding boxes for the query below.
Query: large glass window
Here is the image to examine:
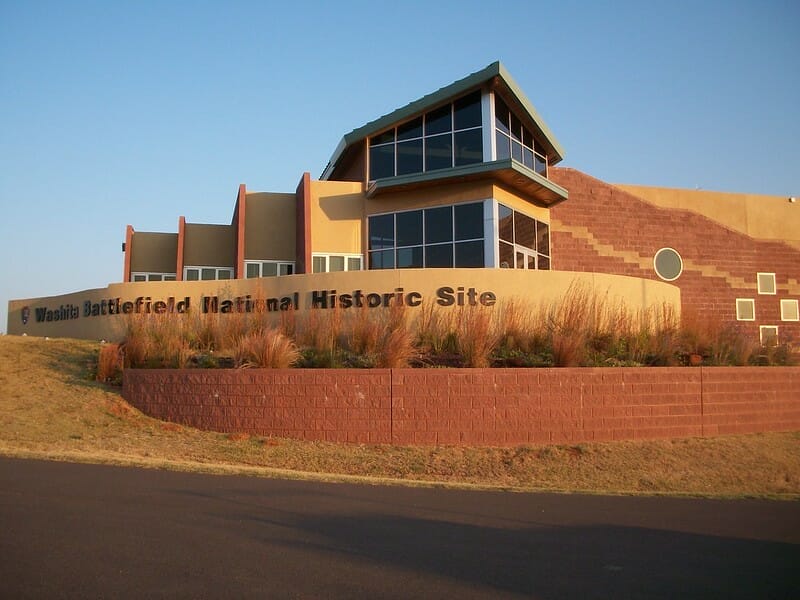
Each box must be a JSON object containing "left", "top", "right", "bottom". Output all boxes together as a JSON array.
[
  {"left": 369, "top": 91, "right": 483, "bottom": 180},
  {"left": 494, "top": 96, "right": 548, "bottom": 176},
  {"left": 368, "top": 202, "right": 485, "bottom": 269},
  {"left": 497, "top": 203, "right": 550, "bottom": 270}
]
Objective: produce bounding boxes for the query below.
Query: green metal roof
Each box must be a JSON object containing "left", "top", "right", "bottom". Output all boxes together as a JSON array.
[{"left": 321, "top": 61, "right": 565, "bottom": 180}]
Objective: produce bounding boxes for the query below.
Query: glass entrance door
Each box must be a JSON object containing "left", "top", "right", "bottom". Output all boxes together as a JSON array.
[{"left": 515, "top": 248, "right": 537, "bottom": 270}]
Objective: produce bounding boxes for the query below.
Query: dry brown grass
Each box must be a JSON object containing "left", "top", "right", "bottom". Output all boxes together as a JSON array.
[{"left": 1, "top": 335, "right": 798, "bottom": 498}]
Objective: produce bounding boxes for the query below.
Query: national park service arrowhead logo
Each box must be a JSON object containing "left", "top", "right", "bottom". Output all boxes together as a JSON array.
[{"left": 21, "top": 306, "right": 30, "bottom": 325}]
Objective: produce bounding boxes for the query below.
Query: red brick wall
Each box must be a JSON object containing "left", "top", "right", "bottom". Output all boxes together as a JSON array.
[
  {"left": 549, "top": 168, "right": 800, "bottom": 346},
  {"left": 123, "top": 367, "right": 800, "bottom": 446}
]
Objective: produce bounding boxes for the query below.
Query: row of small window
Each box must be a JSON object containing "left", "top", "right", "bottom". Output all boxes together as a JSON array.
[
  {"left": 735, "top": 298, "right": 799, "bottom": 321},
  {"left": 369, "top": 91, "right": 483, "bottom": 180},
  {"left": 131, "top": 272, "right": 176, "bottom": 282}
]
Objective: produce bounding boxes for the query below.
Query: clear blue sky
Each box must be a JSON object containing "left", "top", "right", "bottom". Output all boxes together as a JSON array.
[{"left": 1, "top": 0, "right": 798, "bottom": 333}]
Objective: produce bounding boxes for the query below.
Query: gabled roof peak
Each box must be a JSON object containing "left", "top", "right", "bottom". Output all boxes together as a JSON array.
[{"left": 321, "top": 61, "right": 564, "bottom": 180}]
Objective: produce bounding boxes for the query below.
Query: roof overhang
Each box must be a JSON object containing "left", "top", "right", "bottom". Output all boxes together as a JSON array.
[{"left": 366, "top": 159, "right": 569, "bottom": 207}]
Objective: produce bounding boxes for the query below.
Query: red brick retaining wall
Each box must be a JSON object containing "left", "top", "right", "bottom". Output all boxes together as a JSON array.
[{"left": 122, "top": 367, "right": 800, "bottom": 446}]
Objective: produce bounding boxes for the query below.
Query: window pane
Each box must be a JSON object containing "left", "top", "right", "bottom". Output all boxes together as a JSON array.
[
  {"left": 514, "top": 212, "right": 536, "bottom": 250},
  {"left": 164, "top": 275, "right": 176, "bottom": 281},
  {"left": 396, "top": 210, "right": 423, "bottom": 247},
  {"left": 453, "top": 91, "right": 482, "bottom": 130},
  {"left": 522, "top": 127, "right": 534, "bottom": 149},
  {"left": 538, "top": 254, "right": 550, "bottom": 270},
  {"left": 425, "top": 206, "right": 453, "bottom": 244},
  {"left": 329, "top": 256, "right": 345, "bottom": 272},
  {"left": 454, "top": 241, "right": 484, "bottom": 267},
  {"left": 494, "top": 96, "right": 510, "bottom": 135},
  {"left": 347, "top": 257, "right": 361, "bottom": 271},
  {"left": 425, "top": 243, "right": 453, "bottom": 268},
  {"left": 424, "top": 133, "right": 452, "bottom": 171},
  {"left": 499, "top": 241, "right": 514, "bottom": 268},
  {"left": 263, "top": 262, "right": 278, "bottom": 277},
  {"left": 454, "top": 129, "right": 483, "bottom": 166},
  {"left": 186, "top": 269, "right": 199, "bottom": 281},
  {"left": 537, "top": 222, "right": 550, "bottom": 256},
  {"left": 397, "top": 246, "right": 423, "bottom": 268},
  {"left": 370, "top": 130, "right": 394, "bottom": 145},
  {"left": 511, "top": 140, "right": 523, "bottom": 163},
  {"left": 369, "top": 144, "right": 394, "bottom": 180},
  {"left": 397, "top": 116, "right": 423, "bottom": 140},
  {"left": 369, "top": 249, "right": 394, "bottom": 270},
  {"left": 454, "top": 202, "right": 483, "bottom": 241},
  {"left": 246, "top": 263, "right": 260, "bottom": 278},
  {"left": 498, "top": 204, "right": 513, "bottom": 243},
  {"left": 133, "top": 274, "right": 146, "bottom": 282},
  {"left": 425, "top": 104, "right": 452, "bottom": 135},
  {"left": 369, "top": 214, "right": 394, "bottom": 249},
  {"left": 279, "top": 263, "right": 293, "bottom": 276},
  {"left": 218, "top": 269, "right": 231, "bottom": 280},
  {"left": 148, "top": 274, "right": 163, "bottom": 281},
  {"left": 312, "top": 256, "right": 326, "bottom": 273},
  {"left": 396, "top": 138, "right": 423, "bottom": 176},
  {"left": 201, "top": 268, "right": 216, "bottom": 280},
  {"left": 534, "top": 152, "right": 547, "bottom": 175},
  {"left": 495, "top": 131, "right": 510, "bottom": 161},
  {"left": 523, "top": 147, "right": 534, "bottom": 170},
  {"left": 510, "top": 114, "right": 522, "bottom": 142}
]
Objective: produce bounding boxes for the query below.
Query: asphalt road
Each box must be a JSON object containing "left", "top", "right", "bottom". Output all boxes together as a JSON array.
[{"left": 1, "top": 458, "right": 798, "bottom": 599}]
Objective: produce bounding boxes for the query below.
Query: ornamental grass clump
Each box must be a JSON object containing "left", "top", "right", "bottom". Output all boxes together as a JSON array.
[{"left": 231, "top": 328, "right": 300, "bottom": 368}]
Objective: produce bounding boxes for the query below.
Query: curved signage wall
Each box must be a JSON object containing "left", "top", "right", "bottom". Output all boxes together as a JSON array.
[{"left": 8, "top": 269, "right": 680, "bottom": 342}]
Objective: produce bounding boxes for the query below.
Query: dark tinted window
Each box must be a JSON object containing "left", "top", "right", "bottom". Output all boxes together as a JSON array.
[
  {"left": 537, "top": 222, "right": 550, "bottom": 256},
  {"left": 371, "top": 130, "right": 394, "bottom": 145},
  {"left": 425, "top": 244, "right": 453, "bottom": 267},
  {"left": 495, "top": 131, "right": 510, "bottom": 160},
  {"left": 369, "top": 214, "right": 394, "bottom": 249},
  {"left": 425, "top": 206, "right": 453, "bottom": 244},
  {"left": 454, "top": 202, "right": 483, "bottom": 240},
  {"left": 397, "top": 246, "right": 423, "bottom": 268},
  {"left": 425, "top": 133, "right": 452, "bottom": 171},
  {"left": 514, "top": 212, "right": 536, "bottom": 250},
  {"left": 396, "top": 139, "right": 423, "bottom": 176},
  {"left": 454, "top": 129, "right": 482, "bottom": 166},
  {"left": 454, "top": 91, "right": 482, "bottom": 130},
  {"left": 455, "top": 240, "right": 484, "bottom": 267},
  {"left": 369, "top": 145, "right": 394, "bottom": 180},
  {"left": 396, "top": 210, "right": 423, "bottom": 247},
  {"left": 498, "top": 204, "right": 513, "bottom": 243},
  {"left": 495, "top": 96, "right": 510, "bottom": 135},
  {"left": 369, "top": 249, "right": 394, "bottom": 269},
  {"left": 397, "top": 116, "right": 423, "bottom": 140},
  {"left": 425, "top": 104, "right": 452, "bottom": 135}
]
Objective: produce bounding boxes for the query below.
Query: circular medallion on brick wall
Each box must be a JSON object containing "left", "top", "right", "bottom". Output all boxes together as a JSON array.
[{"left": 654, "top": 248, "right": 683, "bottom": 281}]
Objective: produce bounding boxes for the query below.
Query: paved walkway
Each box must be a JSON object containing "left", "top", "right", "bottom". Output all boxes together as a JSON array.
[{"left": 1, "top": 457, "right": 798, "bottom": 598}]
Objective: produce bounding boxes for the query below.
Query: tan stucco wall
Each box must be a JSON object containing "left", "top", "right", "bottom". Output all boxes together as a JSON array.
[
  {"left": 8, "top": 269, "right": 680, "bottom": 342},
  {"left": 309, "top": 180, "right": 364, "bottom": 254},
  {"left": 130, "top": 232, "right": 178, "bottom": 274},
  {"left": 183, "top": 223, "right": 236, "bottom": 267},
  {"left": 365, "top": 181, "right": 495, "bottom": 216},
  {"left": 615, "top": 184, "right": 800, "bottom": 249},
  {"left": 244, "top": 192, "right": 296, "bottom": 261}
]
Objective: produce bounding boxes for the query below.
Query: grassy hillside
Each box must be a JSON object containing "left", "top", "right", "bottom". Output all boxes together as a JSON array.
[{"left": 0, "top": 335, "right": 798, "bottom": 498}]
